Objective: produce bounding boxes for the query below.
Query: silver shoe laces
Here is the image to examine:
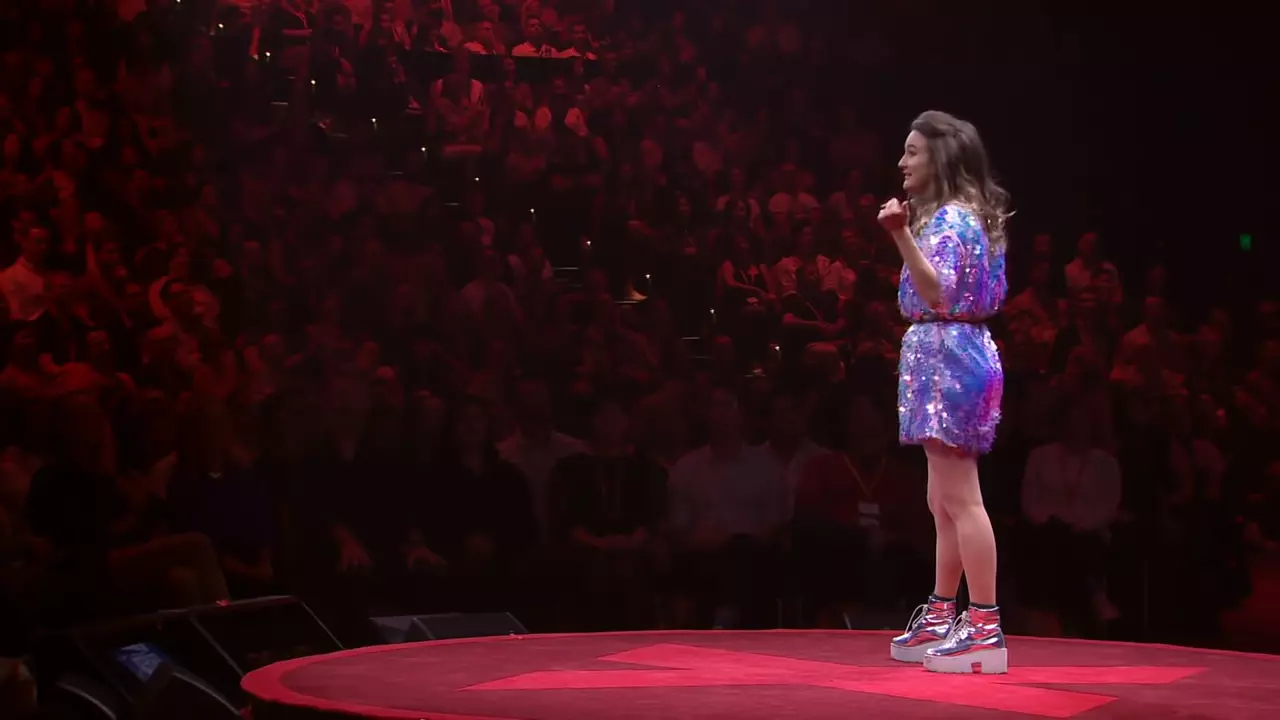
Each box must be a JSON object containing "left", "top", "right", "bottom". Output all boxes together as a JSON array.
[
  {"left": 944, "top": 610, "right": 971, "bottom": 641},
  {"left": 903, "top": 603, "right": 927, "bottom": 632}
]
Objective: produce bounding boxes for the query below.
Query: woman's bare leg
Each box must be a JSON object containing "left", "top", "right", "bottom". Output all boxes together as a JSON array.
[
  {"left": 918, "top": 440, "right": 1006, "bottom": 674},
  {"left": 891, "top": 446, "right": 968, "bottom": 663},
  {"left": 931, "top": 440, "right": 998, "bottom": 602},
  {"left": 927, "top": 455, "right": 964, "bottom": 599},
  {"left": 924, "top": 440, "right": 997, "bottom": 605}
]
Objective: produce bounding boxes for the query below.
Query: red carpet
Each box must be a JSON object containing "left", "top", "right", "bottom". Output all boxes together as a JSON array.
[{"left": 242, "top": 630, "right": 1280, "bottom": 719}]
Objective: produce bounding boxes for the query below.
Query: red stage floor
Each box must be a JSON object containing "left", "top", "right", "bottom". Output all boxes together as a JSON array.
[{"left": 242, "top": 630, "right": 1280, "bottom": 719}]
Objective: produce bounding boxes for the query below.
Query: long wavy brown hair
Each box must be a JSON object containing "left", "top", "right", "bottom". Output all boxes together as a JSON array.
[{"left": 906, "top": 110, "right": 1012, "bottom": 250}]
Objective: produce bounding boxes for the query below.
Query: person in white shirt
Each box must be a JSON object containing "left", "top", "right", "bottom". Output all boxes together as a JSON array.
[
  {"left": 668, "top": 386, "right": 787, "bottom": 628},
  {"left": 772, "top": 223, "right": 830, "bottom": 297},
  {"left": 462, "top": 19, "right": 505, "bottom": 55},
  {"left": 825, "top": 168, "right": 866, "bottom": 225},
  {"left": 1064, "top": 232, "right": 1121, "bottom": 305},
  {"left": 825, "top": 227, "right": 866, "bottom": 302},
  {"left": 1113, "top": 296, "right": 1185, "bottom": 380},
  {"left": 510, "top": 16, "right": 556, "bottom": 58},
  {"left": 1021, "top": 399, "right": 1122, "bottom": 626},
  {"left": 766, "top": 163, "right": 819, "bottom": 226},
  {"left": 558, "top": 21, "right": 596, "bottom": 60}
]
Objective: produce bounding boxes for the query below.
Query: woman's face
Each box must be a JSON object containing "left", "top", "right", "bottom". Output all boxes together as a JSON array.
[
  {"left": 898, "top": 130, "right": 933, "bottom": 196},
  {"left": 455, "top": 403, "right": 489, "bottom": 451}
]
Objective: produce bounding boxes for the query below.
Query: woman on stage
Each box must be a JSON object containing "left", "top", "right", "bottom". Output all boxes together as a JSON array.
[{"left": 880, "top": 111, "right": 1010, "bottom": 674}]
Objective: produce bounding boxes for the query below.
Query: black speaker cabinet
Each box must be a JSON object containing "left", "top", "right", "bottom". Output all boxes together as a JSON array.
[
  {"left": 371, "top": 612, "right": 528, "bottom": 643},
  {"left": 39, "top": 595, "right": 341, "bottom": 710},
  {"left": 133, "top": 662, "right": 242, "bottom": 720}
]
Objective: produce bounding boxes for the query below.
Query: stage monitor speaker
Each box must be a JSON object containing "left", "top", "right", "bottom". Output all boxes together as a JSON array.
[
  {"left": 47, "top": 673, "right": 124, "bottom": 720},
  {"left": 42, "top": 596, "right": 340, "bottom": 711},
  {"left": 188, "top": 595, "right": 343, "bottom": 675},
  {"left": 371, "top": 612, "right": 527, "bottom": 643},
  {"left": 133, "top": 662, "right": 241, "bottom": 720}
]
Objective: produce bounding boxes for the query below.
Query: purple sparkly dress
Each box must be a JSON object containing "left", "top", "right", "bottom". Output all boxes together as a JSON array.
[{"left": 897, "top": 204, "right": 1006, "bottom": 455}]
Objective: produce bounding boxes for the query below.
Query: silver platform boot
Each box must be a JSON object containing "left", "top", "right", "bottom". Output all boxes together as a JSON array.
[
  {"left": 923, "top": 605, "right": 1008, "bottom": 674},
  {"left": 889, "top": 596, "right": 956, "bottom": 663}
]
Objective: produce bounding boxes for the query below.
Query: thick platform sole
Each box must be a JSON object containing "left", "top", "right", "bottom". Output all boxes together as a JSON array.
[
  {"left": 923, "top": 647, "right": 1008, "bottom": 674},
  {"left": 889, "top": 640, "right": 943, "bottom": 663}
]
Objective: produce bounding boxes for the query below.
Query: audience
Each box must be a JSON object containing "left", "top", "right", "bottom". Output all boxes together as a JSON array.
[{"left": 0, "top": 10, "right": 1275, "bottom": 716}]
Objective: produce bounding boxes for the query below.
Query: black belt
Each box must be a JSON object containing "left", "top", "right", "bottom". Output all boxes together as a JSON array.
[{"left": 914, "top": 316, "right": 991, "bottom": 325}]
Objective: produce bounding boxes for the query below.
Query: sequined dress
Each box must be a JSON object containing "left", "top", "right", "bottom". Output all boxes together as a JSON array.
[{"left": 897, "top": 204, "right": 1006, "bottom": 455}]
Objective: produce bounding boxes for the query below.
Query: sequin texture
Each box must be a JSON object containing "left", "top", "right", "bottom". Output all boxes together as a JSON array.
[{"left": 897, "top": 204, "right": 1006, "bottom": 455}]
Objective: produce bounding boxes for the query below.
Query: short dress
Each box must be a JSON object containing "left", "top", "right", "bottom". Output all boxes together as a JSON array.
[{"left": 897, "top": 204, "right": 1006, "bottom": 455}]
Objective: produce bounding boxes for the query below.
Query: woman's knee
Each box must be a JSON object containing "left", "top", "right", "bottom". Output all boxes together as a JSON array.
[
  {"left": 937, "top": 488, "right": 986, "bottom": 520},
  {"left": 926, "top": 485, "right": 951, "bottom": 522},
  {"left": 925, "top": 454, "right": 983, "bottom": 517}
]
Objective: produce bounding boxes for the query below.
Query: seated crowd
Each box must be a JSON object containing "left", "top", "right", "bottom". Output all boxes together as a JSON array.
[{"left": 0, "top": 0, "right": 1277, "bottom": 688}]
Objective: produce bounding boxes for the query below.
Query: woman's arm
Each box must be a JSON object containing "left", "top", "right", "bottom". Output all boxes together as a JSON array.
[{"left": 891, "top": 226, "right": 941, "bottom": 306}]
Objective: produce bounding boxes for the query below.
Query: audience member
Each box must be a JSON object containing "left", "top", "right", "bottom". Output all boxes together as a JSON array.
[{"left": 548, "top": 394, "right": 666, "bottom": 630}]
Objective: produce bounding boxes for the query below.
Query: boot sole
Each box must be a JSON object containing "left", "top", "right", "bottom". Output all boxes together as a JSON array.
[
  {"left": 923, "top": 647, "right": 1008, "bottom": 674},
  {"left": 889, "top": 640, "right": 942, "bottom": 663}
]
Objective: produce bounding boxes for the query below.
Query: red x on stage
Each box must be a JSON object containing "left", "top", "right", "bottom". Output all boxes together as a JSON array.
[{"left": 464, "top": 643, "right": 1205, "bottom": 718}]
